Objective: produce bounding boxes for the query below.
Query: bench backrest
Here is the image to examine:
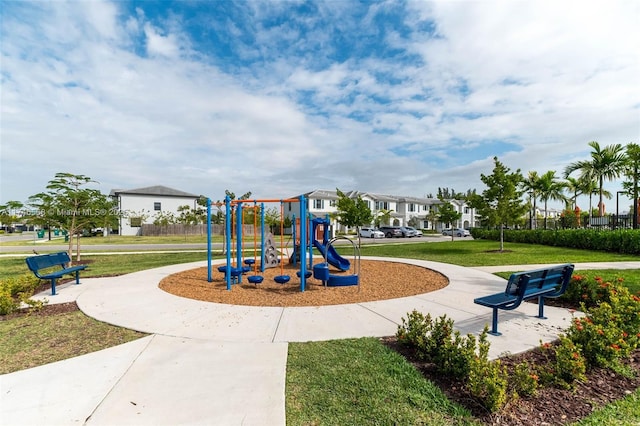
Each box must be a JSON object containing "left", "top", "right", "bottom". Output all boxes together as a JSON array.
[
  {"left": 25, "top": 252, "right": 71, "bottom": 274},
  {"left": 505, "top": 264, "right": 574, "bottom": 299}
]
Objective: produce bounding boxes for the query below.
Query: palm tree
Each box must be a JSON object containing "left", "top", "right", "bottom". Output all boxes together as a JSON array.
[
  {"left": 537, "top": 171, "right": 567, "bottom": 229},
  {"left": 375, "top": 208, "right": 393, "bottom": 227},
  {"left": 622, "top": 143, "right": 640, "bottom": 229},
  {"left": 582, "top": 179, "right": 612, "bottom": 226},
  {"left": 522, "top": 171, "right": 540, "bottom": 229},
  {"left": 564, "top": 176, "right": 584, "bottom": 210},
  {"left": 564, "top": 141, "right": 626, "bottom": 217}
]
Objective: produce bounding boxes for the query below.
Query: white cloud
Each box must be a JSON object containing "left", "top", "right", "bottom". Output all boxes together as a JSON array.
[{"left": 1, "top": 0, "right": 638, "bottom": 208}]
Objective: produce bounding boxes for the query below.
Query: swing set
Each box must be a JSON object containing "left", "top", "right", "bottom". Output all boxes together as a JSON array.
[{"left": 206, "top": 195, "right": 310, "bottom": 291}]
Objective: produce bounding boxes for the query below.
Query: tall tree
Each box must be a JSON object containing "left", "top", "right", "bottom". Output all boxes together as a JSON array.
[
  {"left": 335, "top": 188, "right": 373, "bottom": 246},
  {"left": 622, "top": 143, "right": 640, "bottom": 229},
  {"left": 537, "top": 171, "right": 567, "bottom": 229},
  {"left": 436, "top": 201, "right": 462, "bottom": 241},
  {"left": 467, "top": 157, "right": 526, "bottom": 252},
  {"left": 564, "top": 141, "right": 626, "bottom": 216},
  {"left": 522, "top": 171, "right": 540, "bottom": 229},
  {"left": 27, "top": 173, "right": 108, "bottom": 262},
  {"left": 564, "top": 175, "right": 595, "bottom": 227}
]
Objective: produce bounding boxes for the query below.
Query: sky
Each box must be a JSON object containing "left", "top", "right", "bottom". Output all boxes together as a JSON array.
[{"left": 1, "top": 0, "right": 639, "bottom": 211}]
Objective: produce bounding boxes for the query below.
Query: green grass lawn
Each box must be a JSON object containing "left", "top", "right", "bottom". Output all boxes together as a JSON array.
[
  {"left": 357, "top": 239, "right": 640, "bottom": 266},
  {"left": 0, "top": 251, "right": 210, "bottom": 279},
  {"left": 0, "top": 310, "right": 147, "bottom": 374},
  {"left": 286, "top": 338, "right": 476, "bottom": 426},
  {"left": 2, "top": 239, "right": 639, "bottom": 425}
]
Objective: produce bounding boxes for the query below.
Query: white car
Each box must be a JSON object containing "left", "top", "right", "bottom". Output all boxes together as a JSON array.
[
  {"left": 442, "top": 228, "right": 470, "bottom": 237},
  {"left": 359, "top": 227, "right": 385, "bottom": 238}
]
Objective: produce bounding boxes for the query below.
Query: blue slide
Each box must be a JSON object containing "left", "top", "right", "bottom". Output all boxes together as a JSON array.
[{"left": 313, "top": 240, "right": 350, "bottom": 271}]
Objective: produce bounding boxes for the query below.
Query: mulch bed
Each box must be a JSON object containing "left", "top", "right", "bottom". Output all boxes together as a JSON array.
[
  {"left": 158, "top": 259, "right": 449, "bottom": 306},
  {"left": 384, "top": 337, "right": 640, "bottom": 425}
]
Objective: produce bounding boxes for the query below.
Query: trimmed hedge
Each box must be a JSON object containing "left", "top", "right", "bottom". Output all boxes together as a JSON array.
[{"left": 470, "top": 228, "right": 640, "bottom": 255}]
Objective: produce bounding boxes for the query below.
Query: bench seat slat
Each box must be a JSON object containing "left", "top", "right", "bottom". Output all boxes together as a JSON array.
[
  {"left": 40, "top": 266, "right": 86, "bottom": 279},
  {"left": 474, "top": 293, "right": 519, "bottom": 309}
]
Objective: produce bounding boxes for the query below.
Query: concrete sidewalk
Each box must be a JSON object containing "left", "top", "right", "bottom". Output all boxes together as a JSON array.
[{"left": 2, "top": 258, "right": 611, "bottom": 426}]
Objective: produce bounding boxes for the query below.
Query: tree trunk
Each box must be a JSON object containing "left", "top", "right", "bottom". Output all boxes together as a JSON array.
[
  {"left": 544, "top": 200, "right": 548, "bottom": 230},
  {"left": 75, "top": 233, "right": 81, "bottom": 262},
  {"left": 598, "top": 177, "right": 605, "bottom": 216}
]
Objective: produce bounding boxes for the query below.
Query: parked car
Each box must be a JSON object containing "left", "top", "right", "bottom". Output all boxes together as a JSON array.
[
  {"left": 442, "top": 228, "right": 470, "bottom": 237},
  {"left": 378, "top": 226, "right": 403, "bottom": 238},
  {"left": 412, "top": 227, "right": 424, "bottom": 237},
  {"left": 399, "top": 226, "right": 417, "bottom": 237},
  {"left": 359, "top": 227, "right": 384, "bottom": 238}
]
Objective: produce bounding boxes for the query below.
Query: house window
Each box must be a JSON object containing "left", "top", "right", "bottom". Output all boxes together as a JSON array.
[
  {"left": 329, "top": 200, "right": 336, "bottom": 207},
  {"left": 464, "top": 207, "right": 470, "bottom": 214},
  {"left": 409, "top": 203, "right": 415, "bottom": 212},
  {"left": 314, "top": 199, "right": 324, "bottom": 209},
  {"left": 375, "top": 201, "right": 389, "bottom": 210},
  {"left": 154, "top": 202, "right": 161, "bottom": 211}
]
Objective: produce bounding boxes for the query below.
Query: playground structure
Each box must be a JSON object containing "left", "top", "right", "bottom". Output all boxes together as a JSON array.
[
  {"left": 205, "top": 195, "right": 360, "bottom": 292},
  {"left": 312, "top": 234, "right": 361, "bottom": 289},
  {"left": 206, "top": 195, "right": 310, "bottom": 291}
]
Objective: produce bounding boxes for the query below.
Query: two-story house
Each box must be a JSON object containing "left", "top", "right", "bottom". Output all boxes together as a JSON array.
[
  {"left": 286, "top": 189, "right": 478, "bottom": 236},
  {"left": 110, "top": 185, "right": 200, "bottom": 236}
]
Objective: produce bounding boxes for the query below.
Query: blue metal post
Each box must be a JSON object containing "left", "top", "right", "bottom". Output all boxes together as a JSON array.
[
  {"left": 236, "top": 202, "right": 243, "bottom": 284},
  {"left": 225, "top": 196, "right": 232, "bottom": 290},
  {"left": 260, "top": 203, "right": 265, "bottom": 272},
  {"left": 300, "top": 196, "right": 307, "bottom": 292},
  {"left": 308, "top": 212, "right": 313, "bottom": 267},
  {"left": 207, "top": 198, "right": 212, "bottom": 282}
]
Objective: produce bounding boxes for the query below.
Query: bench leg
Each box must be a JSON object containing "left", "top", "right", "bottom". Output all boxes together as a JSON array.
[
  {"left": 489, "top": 308, "right": 502, "bottom": 336},
  {"left": 536, "top": 296, "right": 547, "bottom": 319},
  {"left": 74, "top": 270, "right": 81, "bottom": 285},
  {"left": 50, "top": 278, "right": 57, "bottom": 296}
]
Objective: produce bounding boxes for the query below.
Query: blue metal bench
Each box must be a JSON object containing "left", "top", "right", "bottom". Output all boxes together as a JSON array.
[
  {"left": 25, "top": 252, "right": 87, "bottom": 296},
  {"left": 474, "top": 263, "right": 575, "bottom": 336}
]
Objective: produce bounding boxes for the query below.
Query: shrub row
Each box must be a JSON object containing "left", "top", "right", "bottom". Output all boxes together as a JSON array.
[
  {"left": 397, "top": 312, "right": 512, "bottom": 412},
  {"left": 397, "top": 277, "right": 640, "bottom": 412},
  {"left": 0, "top": 274, "right": 44, "bottom": 315},
  {"left": 471, "top": 228, "right": 640, "bottom": 254}
]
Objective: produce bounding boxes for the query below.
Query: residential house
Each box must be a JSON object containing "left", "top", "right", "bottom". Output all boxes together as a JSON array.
[
  {"left": 110, "top": 185, "right": 200, "bottom": 236},
  {"left": 285, "top": 189, "right": 478, "bottom": 235}
]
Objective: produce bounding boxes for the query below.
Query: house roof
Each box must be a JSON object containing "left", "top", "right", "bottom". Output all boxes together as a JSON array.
[
  {"left": 303, "top": 189, "right": 400, "bottom": 202},
  {"left": 397, "top": 195, "right": 440, "bottom": 204},
  {"left": 365, "top": 192, "right": 398, "bottom": 202},
  {"left": 303, "top": 189, "right": 340, "bottom": 200},
  {"left": 110, "top": 185, "right": 199, "bottom": 198}
]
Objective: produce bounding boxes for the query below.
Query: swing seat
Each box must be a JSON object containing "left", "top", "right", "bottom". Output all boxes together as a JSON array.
[
  {"left": 241, "top": 266, "right": 251, "bottom": 274},
  {"left": 244, "top": 259, "right": 256, "bottom": 265},
  {"left": 248, "top": 275, "right": 264, "bottom": 284},
  {"left": 218, "top": 265, "right": 243, "bottom": 276},
  {"left": 274, "top": 275, "right": 291, "bottom": 284},
  {"left": 296, "top": 271, "right": 312, "bottom": 279}
]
